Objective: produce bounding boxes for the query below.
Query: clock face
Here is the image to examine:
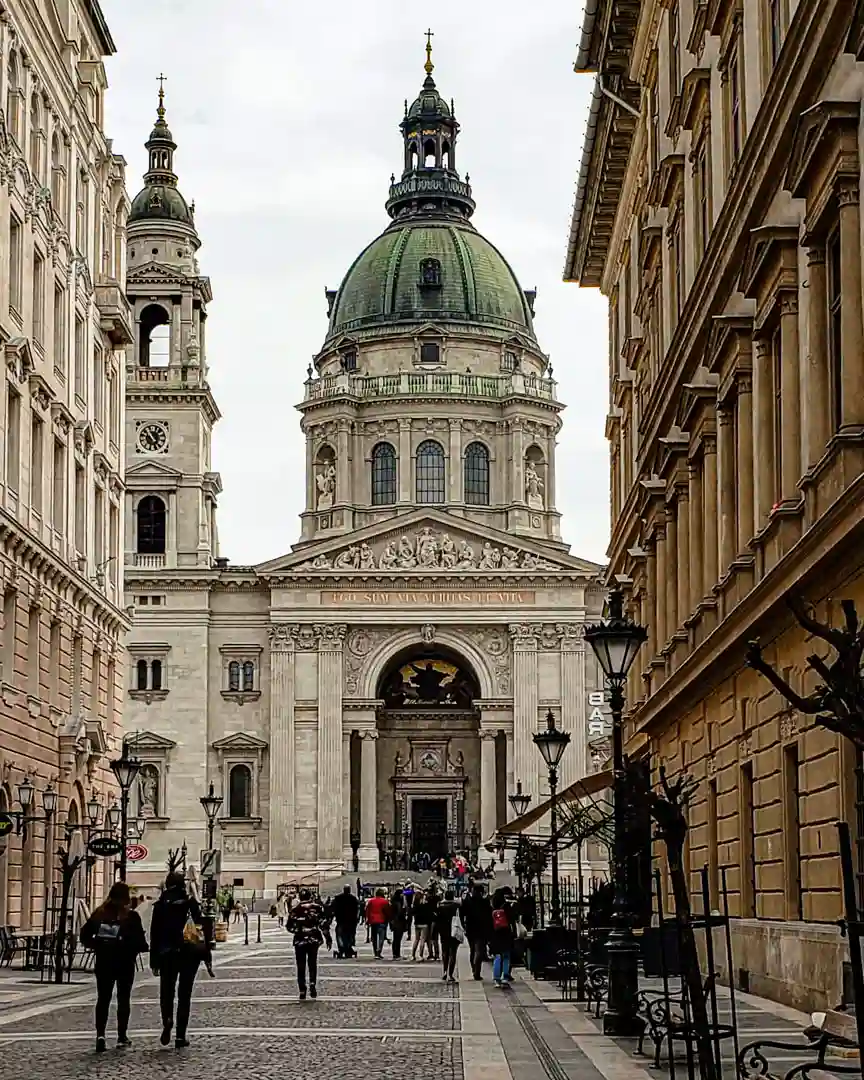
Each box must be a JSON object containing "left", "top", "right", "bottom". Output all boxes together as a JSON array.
[{"left": 137, "top": 423, "right": 168, "bottom": 454}]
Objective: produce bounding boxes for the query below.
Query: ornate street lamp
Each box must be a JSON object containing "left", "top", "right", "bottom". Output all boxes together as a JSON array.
[
  {"left": 17, "top": 777, "right": 34, "bottom": 811},
  {"left": 200, "top": 782, "right": 224, "bottom": 849},
  {"left": 508, "top": 780, "right": 532, "bottom": 819},
  {"left": 11, "top": 777, "right": 55, "bottom": 837},
  {"left": 533, "top": 711, "right": 570, "bottom": 925},
  {"left": 109, "top": 742, "right": 142, "bottom": 880},
  {"left": 41, "top": 784, "right": 57, "bottom": 817},
  {"left": 87, "top": 793, "right": 102, "bottom": 827},
  {"left": 106, "top": 801, "right": 121, "bottom": 833},
  {"left": 584, "top": 588, "right": 648, "bottom": 1037}
]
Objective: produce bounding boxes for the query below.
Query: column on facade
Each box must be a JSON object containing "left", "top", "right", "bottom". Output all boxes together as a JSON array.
[
  {"left": 736, "top": 373, "right": 754, "bottom": 552},
  {"left": 778, "top": 292, "right": 802, "bottom": 501},
  {"left": 480, "top": 729, "right": 497, "bottom": 842},
  {"left": 342, "top": 728, "right": 352, "bottom": 857},
  {"left": 449, "top": 419, "right": 462, "bottom": 503},
  {"left": 664, "top": 502, "right": 678, "bottom": 639},
  {"left": 752, "top": 336, "right": 775, "bottom": 527},
  {"left": 688, "top": 459, "right": 703, "bottom": 611},
  {"left": 838, "top": 183, "right": 864, "bottom": 429},
  {"left": 675, "top": 483, "right": 690, "bottom": 624},
  {"left": 316, "top": 624, "right": 346, "bottom": 863},
  {"left": 398, "top": 419, "right": 412, "bottom": 503},
  {"left": 267, "top": 626, "right": 296, "bottom": 862},
  {"left": 718, "top": 402, "right": 736, "bottom": 572},
  {"left": 560, "top": 628, "right": 586, "bottom": 786},
  {"left": 644, "top": 539, "right": 657, "bottom": 658},
  {"left": 336, "top": 422, "right": 350, "bottom": 506},
  {"left": 359, "top": 729, "right": 378, "bottom": 849},
  {"left": 510, "top": 420, "right": 525, "bottom": 505},
  {"left": 305, "top": 434, "right": 315, "bottom": 512},
  {"left": 702, "top": 432, "right": 718, "bottom": 596},
  {"left": 509, "top": 625, "right": 539, "bottom": 804},
  {"left": 654, "top": 519, "right": 667, "bottom": 652},
  {"left": 805, "top": 246, "right": 830, "bottom": 464}
]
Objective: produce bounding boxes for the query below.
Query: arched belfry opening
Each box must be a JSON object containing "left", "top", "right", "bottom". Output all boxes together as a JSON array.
[{"left": 371, "top": 643, "right": 482, "bottom": 865}]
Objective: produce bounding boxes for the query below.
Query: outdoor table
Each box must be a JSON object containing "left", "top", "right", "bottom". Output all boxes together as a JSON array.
[{"left": 16, "top": 930, "right": 51, "bottom": 970}]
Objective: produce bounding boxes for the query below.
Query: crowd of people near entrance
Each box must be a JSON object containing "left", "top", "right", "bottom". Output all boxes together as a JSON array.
[{"left": 280, "top": 879, "right": 537, "bottom": 998}]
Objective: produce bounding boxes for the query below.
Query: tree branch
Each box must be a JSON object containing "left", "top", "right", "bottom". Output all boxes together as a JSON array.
[{"left": 745, "top": 641, "right": 822, "bottom": 713}]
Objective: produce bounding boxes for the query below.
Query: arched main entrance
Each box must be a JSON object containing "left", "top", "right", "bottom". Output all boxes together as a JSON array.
[{"left": 374, "top": 644, "right": 480, "bottom": 865}]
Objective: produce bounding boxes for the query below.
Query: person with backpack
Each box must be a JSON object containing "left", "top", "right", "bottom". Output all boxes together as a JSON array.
[
  {"left": 286, "top": 888, "right": 329, "bottom": 998},
  {"left": 460, "top": 880, "right": 493, "bottom": 980},
  {"left": 490, "top": 887, "right": 517, "bottom": 988},
  {"left": 80, "top": 881, "right": 149, "bottom": 1053},
  {"left": 149, "top": 871, "right": 211, "bottom": 1048}
]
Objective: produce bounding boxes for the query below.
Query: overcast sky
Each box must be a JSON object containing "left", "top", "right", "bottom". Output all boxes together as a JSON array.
[{"left": 100, "top": 0, "right": 609, "bottom": 566}]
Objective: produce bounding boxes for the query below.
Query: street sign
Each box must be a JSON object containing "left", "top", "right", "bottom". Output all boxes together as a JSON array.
[
  {"left": 0, "top": 813, "right": 14, "bottom": 838},
  {"left": 126, "top": 844, "right": 148, "bottom": 862},
  {"left": 88, "top": 836, "right": 124, "bottom": 858},
  {"left": 199, "top": 849, "right": 221, "bottom": 877}
]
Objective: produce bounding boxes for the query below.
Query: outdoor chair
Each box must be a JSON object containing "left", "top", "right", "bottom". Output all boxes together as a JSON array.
[{"left": 0, "top": 927, "right": 22, "bottom": 967}]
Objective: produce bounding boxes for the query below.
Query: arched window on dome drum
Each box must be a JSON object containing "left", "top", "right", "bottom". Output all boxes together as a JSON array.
[
  {"left": 137, "top": 495, "right": 166, "bottom": 554},
  {"left": 136, "top": 659, "right": 148, "bottom": 691},
  {"left": 229, "top": 764, "right": 252, "bottom": 819},
  {"left": 442, "top": 141, "right": 451, "bottom": 169},
  {"left": 242, "top": 661, "right": 255, "bottom": 692},
  {"left": 464, "top": 442, "right": 490, "bottom": 506},
  {"left": 416, "top": 440, "right": 445, "bottom": 504},
  {"left": 228, "top": 661, "right": 240, "bottom": 692},
  {"left": 423, "top": 139, "right": 436, "bottom": 167},
  {"left": 139, "top": 303, "right": 171, "bottom": 367},
  {"left": 371, "top": 442, "right": 397, "bottom": 505}
]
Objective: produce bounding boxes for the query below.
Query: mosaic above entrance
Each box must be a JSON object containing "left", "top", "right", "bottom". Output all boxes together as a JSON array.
[{"left": 380, "top": 656, "right": 478, "bottom": 708}]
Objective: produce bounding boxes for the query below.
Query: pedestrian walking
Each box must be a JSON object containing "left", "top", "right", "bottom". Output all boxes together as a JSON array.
[
  {"left": 389, "top": 890, "right": 407, "bottom": 960},
  {"left": 80, "top": 881, "right": 149, "bottom": 1053},
  {"left": 364, "top": 888, "right": 391, "bottom": 958},
  {"left": 490, "top": 887, "right": 517, "bottom": 987},
  {"left": 331, "top": 885, "right": 360, "bottom": 958},
  {"left": 435, "top": 887, "right": 463, "bottom": 982},
  {"left": 460, "top": 880, "right": 493, "bottom": 980},
  {"left": 411, "top": 890, "right": 431, "bottom": 960},
  {"left": 149, "top": 871, "right": 211, "bottom": 1048},
  {"left": 426, "top": 884, "right": 441, "bottom": 960},
  {"left": 286, "top": 889, "right": 329, "bottom": 999}
]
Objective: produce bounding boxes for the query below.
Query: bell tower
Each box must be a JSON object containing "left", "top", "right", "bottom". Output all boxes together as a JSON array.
[{"left": 123, "top": 80, "right": 221, "bottom": 572}]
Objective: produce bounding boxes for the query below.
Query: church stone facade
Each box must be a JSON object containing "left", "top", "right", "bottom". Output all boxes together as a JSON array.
[{"left": 123, "top": 56, "right": 607, "bottom": 891}]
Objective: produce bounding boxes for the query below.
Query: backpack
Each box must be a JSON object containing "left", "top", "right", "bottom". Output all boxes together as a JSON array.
[
  {"left": 95, "top": 919, "right": 123, "bottom": 946},
  {"left": 492, "top": 907, "right": 509, "bottom": 931}
]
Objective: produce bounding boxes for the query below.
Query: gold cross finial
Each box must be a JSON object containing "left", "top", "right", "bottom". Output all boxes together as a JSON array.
[
  {"left": 424, "top": 29, "right": 434, "bottom": 75},
  {"left": 156, "top": 72, "right": 167, "bottom": 118}
]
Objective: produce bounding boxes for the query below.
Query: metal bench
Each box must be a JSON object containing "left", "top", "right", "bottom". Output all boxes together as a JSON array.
[{"left": 737, "top": 1010, "right": 861, "bottom": 1080}]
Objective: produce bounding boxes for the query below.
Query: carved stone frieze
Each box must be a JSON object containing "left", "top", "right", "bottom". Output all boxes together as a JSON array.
[{"left": 465, "top": 626, "right": 511, "bottom": 695}]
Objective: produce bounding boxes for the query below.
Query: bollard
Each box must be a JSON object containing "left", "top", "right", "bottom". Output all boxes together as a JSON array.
[
  {"left": 244, "top": 913, "right": 249, "bottom": 946},
  {"left": 257, "top": 914, "right": 261, "bottom": 943}
]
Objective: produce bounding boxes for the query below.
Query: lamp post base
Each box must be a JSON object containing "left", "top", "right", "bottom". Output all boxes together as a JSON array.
[{"left": 603, "top": 926, "right": 644, "bottom": 1037}]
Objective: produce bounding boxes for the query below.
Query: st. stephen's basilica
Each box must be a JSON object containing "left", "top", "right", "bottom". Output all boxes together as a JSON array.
[{"left": 123, "top": 45, "right": 607, "bottom": 890}]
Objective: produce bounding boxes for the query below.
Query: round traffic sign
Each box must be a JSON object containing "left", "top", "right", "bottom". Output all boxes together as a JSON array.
[{"left": 126, "top": 844, "right": 148, "bottom": 862}]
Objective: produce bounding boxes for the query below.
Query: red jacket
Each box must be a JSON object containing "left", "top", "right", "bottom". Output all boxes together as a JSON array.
[{"left": 365, "top": 896, "right": 391, "bottom": 925}]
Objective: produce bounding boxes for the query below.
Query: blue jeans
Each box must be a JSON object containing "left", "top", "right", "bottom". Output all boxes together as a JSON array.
[
  {"left": 370, "top": 924, "right": 386, "bottom": 955},
  {"left": 493, "top": 951, "right": 511, "bottom": 981}
]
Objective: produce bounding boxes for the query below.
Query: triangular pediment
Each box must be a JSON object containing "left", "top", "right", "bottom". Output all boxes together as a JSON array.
[
  {"left": 395, "top": 321, "right": 450, "bottom": 339},
  {"left": 126, "top": 731, "right": 177, "bottom": 752},
  {"left": 212, "top": 732, "right": 268, "bottom": 752},
  {"left": 126, "top": 460, "right": 183, "bottom": 479},
  {"left": 127, "top": 261, "right": 187, "bottom": 286},
  {"left": 256, "top": 509, "right": 602, "bottom": 577}
]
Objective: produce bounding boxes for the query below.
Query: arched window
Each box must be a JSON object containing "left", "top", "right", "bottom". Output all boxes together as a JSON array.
[
  {"left": 29, "top": 94, "right": 42, "bottom": 178},
  {"left": 6, "top": 54, "right": 20, "bottom": 141},
  {"left": 371, "top": 442, "right": 397, "bottom": 505},
  {"left": 136, "top": 659, "right": 148, "bottom": 691},
  {"left": 423, "top": 139, "right": 436, "bottom": 167},
  {"left": 229, "top": 764, "right": 252, "bottom": 818},
  {"left": 138, "top": 303, "right": 171, "bottom": 367},
  {"left": 242, "top": 661, "right": 255, "bottom": 691},
  {"left": 151, "top": 659, "right": 162, "bottom": 691},
  {"left": 464, "top": 442, "right": 490, "bottom": 505},
  {"left": 136, "top": 495, "right": 166, "bottom": 554},
  {"left": 228, "top": 660, "right": 240, "bottom": 691},
  {"left": 442, "top": 140, "right": 452, "bottom": 169},
  {"left": 419, "top": 259, "right": 441, "bottom": 288},
  {"left": 50, "top": 133, "right": 65, "bottom": 215},
  {"left": 408, "top": 141, "right": 418, "bottom": 170},
  {"left": 416, "top": 440, "right": 445, "bottom": 504}
]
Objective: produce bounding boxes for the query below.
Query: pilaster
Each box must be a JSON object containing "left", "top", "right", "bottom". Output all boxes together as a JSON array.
[
  {"left": 316, "top": 623, "right": 346, "bottom": 864},
  {"left": 509, "top": 623, "right": 539, "bottom": 804},
  {"left": 558, "top": 625, "right": 586, "bottom": 788},
  {"left": 267, "top": 624, "right": 296, "bottom": 862}
]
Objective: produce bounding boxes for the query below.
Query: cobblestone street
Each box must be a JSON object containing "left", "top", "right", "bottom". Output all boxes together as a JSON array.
[{"left": 0, "top": 921, "right": 819, "bottom": 1080}]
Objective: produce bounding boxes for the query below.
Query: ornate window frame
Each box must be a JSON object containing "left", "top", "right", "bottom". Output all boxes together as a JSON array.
[
  {"left": 127, "top": 642, "right": 171, "bottom": 702},
  {"left": 124, "top": 730, "right": 177, "bottom": 823},
  {"left": 219, "top": 644, "right": 262, "bottom": 704},
  {"left": 212, "top": 732, "right": 267, "bottom": 823}
]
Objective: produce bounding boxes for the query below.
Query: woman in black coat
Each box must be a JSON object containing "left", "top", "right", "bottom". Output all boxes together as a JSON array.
[
  {"left": 80, "top": 881, "right": 149, "bottom": 1053},
  {"left": 149, "top": 872, "right": 210, "bottom": 1048}
]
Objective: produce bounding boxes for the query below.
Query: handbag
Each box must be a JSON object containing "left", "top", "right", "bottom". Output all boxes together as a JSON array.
[
  {"left": 183, "top": 915, "right": 205, "bottom": 949},
  {"left": 452, "top": 920, "right": 465, "bottom": 945},
  {"left": 515, "top": 920, "right": 528, "bottom": 941}
]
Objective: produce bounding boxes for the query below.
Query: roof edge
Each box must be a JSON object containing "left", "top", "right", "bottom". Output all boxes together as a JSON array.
[
  {"left": 575, "top": 0, "right": 604, "bottom": 71},
  {"left": 564, "top": 76, "right": 603, "bottom": 283}
]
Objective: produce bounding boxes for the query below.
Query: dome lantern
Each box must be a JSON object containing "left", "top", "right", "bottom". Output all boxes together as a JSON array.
[{"left": 128, "top": 75, "right": 197, "bottom": 230}]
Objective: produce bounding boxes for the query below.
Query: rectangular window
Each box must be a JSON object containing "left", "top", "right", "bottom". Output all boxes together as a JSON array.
[
  {"left": 707, "top": 778, "right": 719, "bottom": 909},
  {"left": 2, "top": 590, "right": 16, "bottom": 685},
  {"left": 52, "top": 439, "right": 66, "bottom": 536},
  {"left": 53, "top": 285, "right": 66, "bottom": 375},
  {"left": 106, "top": 657, "right": 115, "bottom": 728},
  {"left": 30, "top": 414, "right": 43, "bottom": 514},
  {"left": 94, "top": 484, "right": 104, "bottom": 569},
  {"left": 771, "top": 323, "right": 782, "bottom": 503},
  {"left": 9, "top": 214, "right": 22, "bottom": 313},
  {"left": 783, "top": 741, "right": 802, "bottom": 920},
  {"left": 694, "top": 140, "right": 711, "bottom": 260},
  {"left": 74, "top": 464, "right": 86, "bottom": 554},
  {"left": 669, "top": 217, "right": 682, "bottom": 320},
  {"left": 108, "top": 371, "right": 118, "bottom": 445},
  {"left": 71, "top": 632, "right": 82, "bottom": 715},
  {"left": 740, "top": 761, "right": 756, "bottom": 918},
  {"left": 6, "top": 387, "right": 20, "bottom": 493},
  {"left": 768, "top": 0, "right": 783, "bottom": 67},
  {"left": 93, "top": 345, "right": 104, "bottom": 427},
  {"left": 828, "top": 228, "right": 842, "bottom": 430},
  {"left": 90, "top": 646, "right": 100, "bottom": 715},
  {"left": 669, "top": 1, "right": 680, "bottom": 97},
  {"left": 109, "top": 503, "right": 119, "bottom": 590},
  {"left": 74, "top": 315, "right": 85, "bottom": 400},
  {"left": 728, "top": 44, "right": 742, "bottom": 166},
  {"left": 32, "top": 250, "right": 45, "bottom": 345},
  {"left": 49, "top": 620, "right": 60, "bottom": 706},
  {"left": 28, "top": 606, "right": 40, "bottom": 697}
]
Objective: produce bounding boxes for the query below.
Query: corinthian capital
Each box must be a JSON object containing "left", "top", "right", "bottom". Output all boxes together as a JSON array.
[
  {"left": 268, "top": 624, "right": 296, "bottom": 652},
  {"left": 509, "top": 623, "right": 540, "bottom": 649},
  {"left": 555, "top": 623, "right": 585, "bottom": 651},
  {"left": 315, "top": 623, "right": 348, "bottom": 649}
]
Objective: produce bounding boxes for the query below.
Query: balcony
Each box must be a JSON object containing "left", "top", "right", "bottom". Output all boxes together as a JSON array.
[
  {"left": 95, "top": 282, "right": 134, "bottom": 346},
  {"left": 303, "top": 370, "right": 558, "bottom": 404},
  {"left": 127, "top": 365, "right": 204, "bottom": 388},
  {"left": 134, "top": 553, "right": 166, "bottom": 570}
]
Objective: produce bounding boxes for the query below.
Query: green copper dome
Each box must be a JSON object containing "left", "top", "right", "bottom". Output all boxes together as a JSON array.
[
  {"left": 327, "top": 220, "right": 536, "bottom": 340},
  {"left": 129, "top": 184, "right": 194, "bottom": 226}
]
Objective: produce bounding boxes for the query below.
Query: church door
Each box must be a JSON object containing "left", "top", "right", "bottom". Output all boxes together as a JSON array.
[{"left": 411, "top": 799, "right": 448, "bottom": 859}]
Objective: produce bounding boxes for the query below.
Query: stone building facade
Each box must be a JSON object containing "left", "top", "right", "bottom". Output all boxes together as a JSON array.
[
  {"left": 0, "top": 0, "right": 130, "bottom": 927},
  {"left": 123, "top": 53, "right": 608, "bottom": 892},
  {"left": 566, "top": 0, "right": 864, "bottom": 1010}
]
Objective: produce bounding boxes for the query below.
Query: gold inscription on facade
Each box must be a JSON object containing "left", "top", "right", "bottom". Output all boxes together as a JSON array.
[{"left": 321, "top": 590, "right": 535, "bottom": 606}]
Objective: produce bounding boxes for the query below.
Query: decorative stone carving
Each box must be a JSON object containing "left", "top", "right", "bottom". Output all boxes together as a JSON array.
[
  {"left": 466, "top": 626, "right": 511, "bottom": 695},
  {"left": 138, "top": 764, "right": 160, "bottom": 818},
  {"left": 315, "top": 463, "right": 336, "bottom": 510},
  {"left": 525, "top": 461, "right": 544, "bottom": 509},
  {"left": 315, "top": 623, "right": 347, "bottom": 649},
  {"left": 538, "top": 625, "right": 562, "bottom": 649},
  {"left": 780, "top": 713, "right": 798, "bottom": 741},
  {"left": 268, "top": 624, "right": 296, "bottom": 651},
  {"left": 421, "top": 624, "right": 435, "bottom": 644},
  {"left": 223, "top": 835, "right": 258, "bottom": 856},
  {"left": 478, "top": 542, "right": 501, "bottom": 569},
  {"left": 344, "top": 627, "right": 389, "bottom": 694},
  {"left": 556, "top": 623, "right": 585, "bottom": 646}
]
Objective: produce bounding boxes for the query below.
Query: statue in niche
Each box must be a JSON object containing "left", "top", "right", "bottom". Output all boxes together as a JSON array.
[
  {"left": 394, "top": 750, "right": 404, "bottom": 774},
  {"left": 525, "top": 461, "right": 544, "bottom": 510},
  {"left": 478, "top": 542, "right": 501, "bottom": 570},
  {"left": 397, "top": 535, "right": 417, "bottom": 569},
  {"left": 316, "top": 463, "right": 336, "bottom": 510},
  {"left": 358, "top": 542, "right": 376, "bottom": 570},
  {"left": 417, "top": 527, "right": 439, "bottom": 567},
  {"left": 186, "top": 327, "right": 200, "bottom": 365},
  {"left": 379, "top": 539, "right": 399, "bottom": 569},
  {"left": 440, "top": 534, "right": 456, "bottom": 568},
  {"left": 138, "top": 764, "right": 159, "bottom": 818},
  {"left": 501, "top": 547, "right": 520, "bottom": 569},
  {"left": 456, "top": 541, "right": 475, "bottom": 568}
]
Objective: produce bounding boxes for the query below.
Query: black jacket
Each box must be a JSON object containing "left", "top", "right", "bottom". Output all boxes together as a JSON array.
[
  {"left": 460, "top": 893, "right": 493, "bottom": 939},
  {"left": 331, "top": 891, "right": 360, "bottom": 926},
  {"left": 80, "top": 908, "right": 148, "bottom": 968},
  {"left": 150, "top": 886, "right": 204, "bottom": 958}
]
